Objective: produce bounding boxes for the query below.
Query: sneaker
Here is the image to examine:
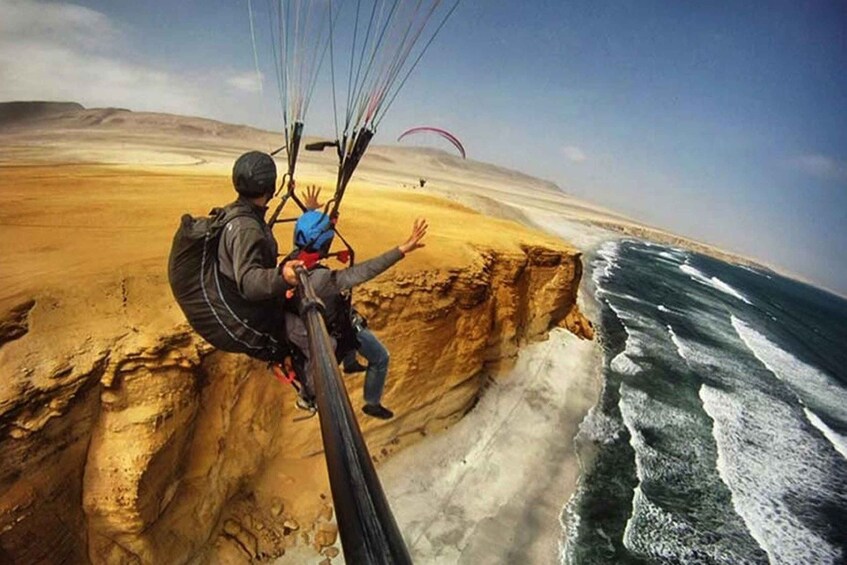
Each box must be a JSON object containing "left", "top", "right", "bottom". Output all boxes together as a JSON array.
[
  {"left": 296, "top": 396, "right": 316, "bottom": 413},
  {"left": 362, "top": 403, "right": 394, "bottom": 420},
  {"left": 343, "top": 361, "right": 368, "bottom": 374}
]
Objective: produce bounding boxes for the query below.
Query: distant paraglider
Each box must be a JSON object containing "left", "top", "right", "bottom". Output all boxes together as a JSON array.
[{"left": 397, "top": 126, "right": 466, "bottom": 159}]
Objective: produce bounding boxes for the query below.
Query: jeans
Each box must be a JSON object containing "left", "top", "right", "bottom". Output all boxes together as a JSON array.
[{"left": 344, "top": 328, "right": 389, "bottom": 405}]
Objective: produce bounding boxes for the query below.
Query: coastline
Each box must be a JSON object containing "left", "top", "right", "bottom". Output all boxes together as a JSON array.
[
  {"left": 4, "top": 104, "right": 842, "bottom": 562},
  {"left": 379, "top": 325, "right": 603, "bottom": 563}
]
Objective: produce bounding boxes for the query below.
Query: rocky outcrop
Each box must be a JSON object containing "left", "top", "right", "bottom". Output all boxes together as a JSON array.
[
  {"left": 560, "top": 304, "right": 595, "bottom": 341},
  {"left": 0, "top": 299, "right": 35, "bottom": 348},
  {"left": 0, "top": 241, "right": 584, "bottom": 564}
]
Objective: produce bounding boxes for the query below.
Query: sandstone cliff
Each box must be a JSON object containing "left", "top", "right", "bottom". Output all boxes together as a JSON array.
[{"left": 0, "top": 160, "right": 587, "bottom": 563}]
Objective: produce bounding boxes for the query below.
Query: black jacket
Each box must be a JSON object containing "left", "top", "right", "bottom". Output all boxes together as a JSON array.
[
  {"left": 213, "top": 197, "right": 290, "bottom": 353},
  {"left": 217, "top": 196, "right": 290, "bottom": 300}
]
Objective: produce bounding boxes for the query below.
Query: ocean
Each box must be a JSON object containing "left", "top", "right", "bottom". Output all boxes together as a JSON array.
[{"left": 563, "top": 239, "right": 847, "bottom": 564}]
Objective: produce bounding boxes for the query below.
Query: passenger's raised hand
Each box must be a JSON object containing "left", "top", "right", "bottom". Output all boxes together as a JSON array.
[
  {"left": 302, "top": 185, "right": 322, "bottom": 210},
  {"left": 398, "top": 218, "right": 428, "bottom": 255}
]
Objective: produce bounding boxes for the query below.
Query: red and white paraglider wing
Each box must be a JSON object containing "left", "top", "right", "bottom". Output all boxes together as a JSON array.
[{"left": 397, "top": 126, "right": 466, "bottom": 159}]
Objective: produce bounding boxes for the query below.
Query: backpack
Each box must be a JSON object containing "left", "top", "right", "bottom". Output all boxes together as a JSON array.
[{"left": 167, "top": 205, "right": 286, "bottom": 362}]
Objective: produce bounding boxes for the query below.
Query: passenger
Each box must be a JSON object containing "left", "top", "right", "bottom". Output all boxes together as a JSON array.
[
  {"left": 286, "top": 186, "right": 427, "bottom": 418},
  {"left": 341, "top": 309, "right": 395, "bottom": 419}
]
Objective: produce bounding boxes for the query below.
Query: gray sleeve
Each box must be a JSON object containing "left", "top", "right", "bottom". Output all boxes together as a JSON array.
[
  {"left": 334, "top": 247, "right": 404, "bottom": 291},
  {"left": 223, "top": 219, "right": 289, "bottom": 300}
]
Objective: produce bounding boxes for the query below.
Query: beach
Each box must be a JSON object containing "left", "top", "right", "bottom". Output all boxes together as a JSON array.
[{"left": 380, "top": 327, "right": 602, "bottom": 563}]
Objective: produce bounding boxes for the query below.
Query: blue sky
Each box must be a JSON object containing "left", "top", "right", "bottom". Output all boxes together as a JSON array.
[{"left": 2, "top": 0, "right": 845, "bottom": 295}]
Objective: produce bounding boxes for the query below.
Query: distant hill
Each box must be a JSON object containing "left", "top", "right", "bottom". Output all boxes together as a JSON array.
[
  {"left": 0, "top": 100, "right": 277, "bottom": 142},
  {"left": 0, "top": 101, "right": 85, "bottom": 126},
  {"left": 0, "top": 101, "right": 563, "bottom": 195}
]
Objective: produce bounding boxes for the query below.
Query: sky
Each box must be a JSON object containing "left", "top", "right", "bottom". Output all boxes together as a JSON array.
[{"left": 1, "top": 0, "right": 846, "bottom": 295}]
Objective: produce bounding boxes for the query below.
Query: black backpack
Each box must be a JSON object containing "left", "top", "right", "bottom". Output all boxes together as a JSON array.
[{"left": 167, "top": 205, "right": 286, "bottom": 362}]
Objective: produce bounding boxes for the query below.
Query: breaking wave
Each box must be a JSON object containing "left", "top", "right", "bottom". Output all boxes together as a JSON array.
[
  {"left": 805, "top": 408, "right": 847, "bottom": 461},
  {"left": 732, "top": 315, "right": 847, "bottom": 428},
  {"left": 680, "top": 263, "right": 752, "bottom": 304},
  {"left": 700, "top": 384, "right": 844, "bottom": 564},
  {"left": 592, "top": 240, "right": 621, "bottom": 287}
]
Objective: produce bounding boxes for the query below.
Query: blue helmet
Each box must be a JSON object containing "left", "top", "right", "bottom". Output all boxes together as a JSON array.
[{"left": 294, "top": 210, "right": 334, "bottom": 254}]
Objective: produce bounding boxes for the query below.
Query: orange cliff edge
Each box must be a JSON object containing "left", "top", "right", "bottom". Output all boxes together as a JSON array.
[{"left": 0, "top": 104, "right": 591, "bottom": 563}]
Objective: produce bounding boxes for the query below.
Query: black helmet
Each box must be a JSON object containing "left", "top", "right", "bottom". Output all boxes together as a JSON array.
[{"left": 232, "top": 151, "right": 277, "bottom": 197}]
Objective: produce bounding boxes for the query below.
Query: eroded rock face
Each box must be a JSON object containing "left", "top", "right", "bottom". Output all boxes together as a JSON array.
[
  {"left": 0, "top": 244, "right": 584, "bottom": 563},
  {"left": 0, "top": 161, "right": 587, "bottom": 563},
  {"left": 561, "top": 303, "right": 595, "bottom": 341},
  {"left": 0, "top": 300, "right": 35, "bottom": 348}
]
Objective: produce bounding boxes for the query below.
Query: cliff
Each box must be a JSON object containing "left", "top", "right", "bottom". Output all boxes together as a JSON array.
[{"left": 0, "top": 158, "right": 588, "bottom": 562}]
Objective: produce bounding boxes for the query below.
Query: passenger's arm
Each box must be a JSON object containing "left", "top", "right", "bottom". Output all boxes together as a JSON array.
[
  {"left": 334, "top": 248, "right": 404, "bottom": 290},
  {"left": 334, "top": 218, "right": 428, "bottom": 290}
]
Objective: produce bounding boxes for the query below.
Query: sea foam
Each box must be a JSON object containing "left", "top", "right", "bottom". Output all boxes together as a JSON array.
[
  {"left": 607, "top": 323, "right": 647, "bottom": 377},
  {"left": 665, "top": 325, "right": 729, "bottom": 371},
  {"left": 610, "top": 351, "right": 642, "bottom": 375},
  {"left": 680, "top": 263, "right": 752, "bottom": 304},
  {"left": 603, "top": 293, "right": 654, "bottom": 377},
  {"left": 666, "top": 325, "right": 687, "bottom": 362},
  {"left": 621, "top": 486, "right": 747, "bottom": 564},
  {"left": 732, "top": 315, "right": 847, "bottom": 449},
  {"left": 658, "top": 250, "right": 681, "bottom": 262},
  {"left": 576, "top": 404, "right": 624, "bottom": 446},
  {"left": 618, "top": 384, "right": 746, "bottom": 563},
  {"left": 592, "top": 240, "right": 621, "bottom": 288},
  {"left": 700, "top": 384, "right": 843, "bottom": 564},
  {"left": 804, "top": 408, "right": 847, "bottom": 461},
  {"left": 619, "top": 383, "right": 699, "bottom": 483},
  {"left": 623, "top": 486, "right": 700, "bottom": 562}
]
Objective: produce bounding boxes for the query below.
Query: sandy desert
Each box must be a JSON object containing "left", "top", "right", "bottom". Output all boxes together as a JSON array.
[{"left": 0, "top": 102, "right": 754, "bottom": 563}]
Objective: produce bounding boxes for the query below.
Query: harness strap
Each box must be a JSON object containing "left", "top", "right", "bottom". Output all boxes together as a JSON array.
[
  {"left": 271, "top": 363, "right": 298, "bottom": 385},
  {"left": 273, "top": 363, "right": 303, "bottom": 396}
]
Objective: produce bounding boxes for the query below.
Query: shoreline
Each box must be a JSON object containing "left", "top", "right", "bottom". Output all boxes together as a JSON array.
[
  {"left": 274, "top": 215, "right": 610, "bottom": 563},
  {"left": 373, "top": 212, "right": 609, "bottom": 563},
  {"left": 379, "top": 326, "right": 604, "bottom": 563}
]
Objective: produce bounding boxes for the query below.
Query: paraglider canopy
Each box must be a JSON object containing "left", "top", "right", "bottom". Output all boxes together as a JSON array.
[
  {"left": 397, "top": 126, "right": 466, "bottom": 159},
  {"left": 250, "top": 0, "right": 462, "bottom": 220}
]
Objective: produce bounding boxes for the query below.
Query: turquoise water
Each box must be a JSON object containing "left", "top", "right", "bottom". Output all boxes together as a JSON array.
[{"left": 564, "top": 240, "right": 847, "bottom": 564}]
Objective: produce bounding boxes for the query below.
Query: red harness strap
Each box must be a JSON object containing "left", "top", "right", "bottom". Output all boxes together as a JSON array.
[
  {"left": 271, "top": 363, "right": 297, "bottom": 385},
  {"left": 298, "top": 250, "right": 322, "bottom": 269}
]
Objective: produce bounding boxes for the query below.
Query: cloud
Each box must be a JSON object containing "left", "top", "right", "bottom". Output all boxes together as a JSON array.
[
  {"left": 0, "top": 0, "right": 200, "bottom": 113},
  {"left": 0, "top": 0, "right": 115, "bottom": 47},
  {"left": 561, "top": 145, "right": 587, "bottom": 163},
  {"left": 227, "top": 72, "right": 264, "bottom": 94},
  {"left": 789, "top": 154, "right": 847, "bottom": 183},
  {"left": 0, "top": 0, "right": 264, "bottom": 123}
]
